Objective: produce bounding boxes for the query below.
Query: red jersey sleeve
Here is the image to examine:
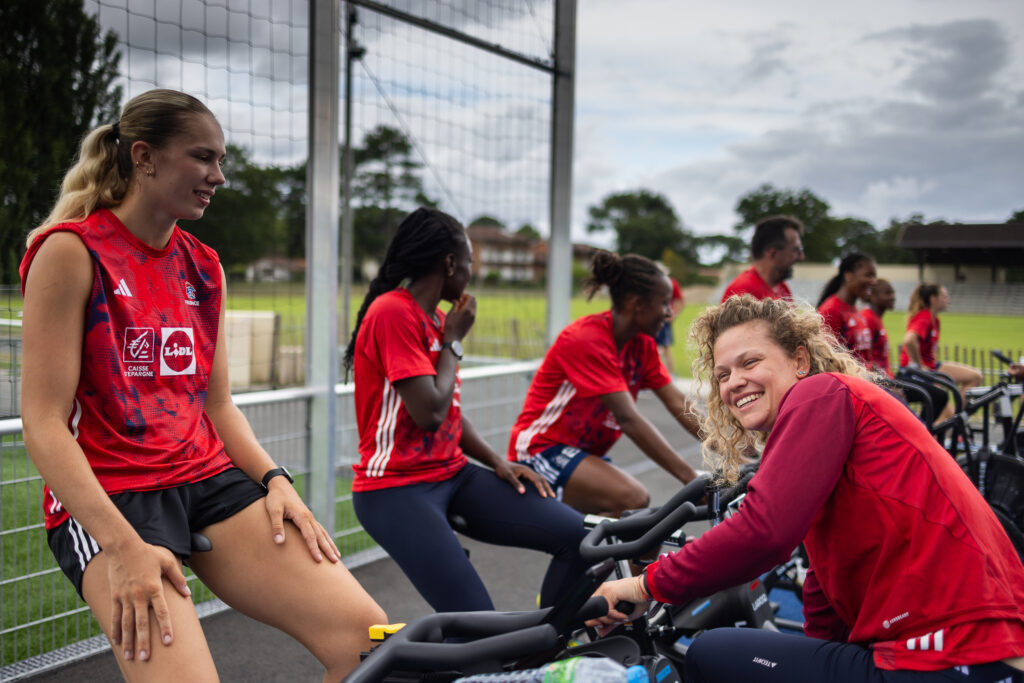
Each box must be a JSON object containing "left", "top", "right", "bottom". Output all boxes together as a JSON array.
[
  {"left": 817, "top": 296, "right": 844, "bottom": 344},
  {"left": 646, "top": 374, "right": 855, "bottom": 605},
  {"left": 670, "top": 278, "right": 682, "bottom": 301},
  {"left": 373, "top": 296, "right": 438, "bottom": 383},
  {"left": 905, "top": 310, "right": 932, "bottom": 343},
  {"left": 559, "top": 328, "right": 628, "bottom": 398}
]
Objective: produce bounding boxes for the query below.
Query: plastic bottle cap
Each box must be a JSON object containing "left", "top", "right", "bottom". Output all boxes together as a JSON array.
[{"left": 625, "top": 664, "right": 649, "bottom": 683}]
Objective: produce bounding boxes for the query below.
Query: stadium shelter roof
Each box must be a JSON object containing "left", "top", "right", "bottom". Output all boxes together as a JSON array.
[{"left": 898, "top": 222, "right": 1024, "bottom": 279}]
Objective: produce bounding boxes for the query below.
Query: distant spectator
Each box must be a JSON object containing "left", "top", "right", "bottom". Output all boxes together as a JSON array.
[
  {"left": 655, "top": 268, "right": 685, "bottom": 374},
  {"left": 721, "top": 215, "right": 805, "bottom": 302},
  {"left": 816, "top": 253, "right": 876, "bottom": 366}
]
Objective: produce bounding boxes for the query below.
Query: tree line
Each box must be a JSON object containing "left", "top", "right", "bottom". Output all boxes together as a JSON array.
[{"left": 2, "top": 0, "right": 1022, "bottom": 286}]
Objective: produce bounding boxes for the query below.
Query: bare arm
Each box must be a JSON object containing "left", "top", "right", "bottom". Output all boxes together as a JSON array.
[
  {"left": 902, "top": 330, "right": 922, "bottom": 365},
  {"left": 393, "top": 294, "right": 476, "bottom": 431},
  {"left": 600, "top": 391, "right": 699, "bottom": 484},
  {"left": 652, "top": 381, "right": 704, "bottom": 440},
  {"left": 204, "top": 268, "right": 339, "bottom": 562},
  {"left": 20, "top": 232, "right": 189, "bottom": 661}
]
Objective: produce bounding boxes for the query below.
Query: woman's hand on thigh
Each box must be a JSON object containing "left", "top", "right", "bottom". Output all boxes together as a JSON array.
[
  {"left": 106, "top": 541, "right": 190, "bottom": 662},
  {"left": 263, "top": 479, "right": 340, "bottom": 563}
]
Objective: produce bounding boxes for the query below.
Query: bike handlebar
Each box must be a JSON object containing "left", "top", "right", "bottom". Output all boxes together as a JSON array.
[{"left": 343, "top": 561, "right": 618, "bottom": 683}]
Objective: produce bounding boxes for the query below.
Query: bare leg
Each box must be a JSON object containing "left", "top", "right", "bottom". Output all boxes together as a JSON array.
[
  {"left": 561, "top": 455, "right": 650, "bottom": 516},
  {"left": 189, "top": 499, "right": 386, "bottom": 682},
  {"left": 81, "top": 550, "right": 219, "bottom": 682}
]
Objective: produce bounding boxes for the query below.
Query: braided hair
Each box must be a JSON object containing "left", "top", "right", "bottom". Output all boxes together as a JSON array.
[
  {"left": 343, "top": 207, "right": 466, "bottom": 372},
  {"left": 582, "top": 250, "right": 667, "bottom": 308}
]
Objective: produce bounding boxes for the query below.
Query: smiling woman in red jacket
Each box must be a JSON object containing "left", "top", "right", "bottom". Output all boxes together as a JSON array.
[{"left": 592, "top": 295, "right": 1024, "bottom": 682}]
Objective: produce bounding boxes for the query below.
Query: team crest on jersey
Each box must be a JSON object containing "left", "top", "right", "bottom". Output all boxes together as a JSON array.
[
  {"left": 184, "top": 281, "right": 200, "bottom": 306},
  {"left": 160, "top": 327, "right": 197, "bottom": 376}
]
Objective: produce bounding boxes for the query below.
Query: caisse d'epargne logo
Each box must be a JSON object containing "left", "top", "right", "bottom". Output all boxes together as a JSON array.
[
  {"left": 123, "top": 328, "right": 155, "bottom": 363},
  {"left": 159, "top": 327, "right": 196, "bottom": 376}
]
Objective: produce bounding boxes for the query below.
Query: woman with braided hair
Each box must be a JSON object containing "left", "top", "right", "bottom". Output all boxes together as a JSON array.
[
  {"left": 345, "top": 207, "right": 588, "bottom": 613},
  {"left": 507, "top": 250, "right": 703, "bottom": 517}
]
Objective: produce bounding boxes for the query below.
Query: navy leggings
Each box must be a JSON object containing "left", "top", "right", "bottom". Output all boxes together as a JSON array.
[
  {"left": 352, "top": 464, "right": 589, "bottom": 612},
  {"left": 685, "top": 628, "right": 1023, "bottom": 682}
]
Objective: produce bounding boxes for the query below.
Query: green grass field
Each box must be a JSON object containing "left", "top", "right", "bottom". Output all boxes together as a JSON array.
[{"left": 210, "top": 283, "right": 1024, "bottom": 378}]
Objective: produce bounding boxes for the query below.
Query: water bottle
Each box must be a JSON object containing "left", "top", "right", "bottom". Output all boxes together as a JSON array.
[{"left": 454, "top": 656, "right": 648, "bottom": 682}]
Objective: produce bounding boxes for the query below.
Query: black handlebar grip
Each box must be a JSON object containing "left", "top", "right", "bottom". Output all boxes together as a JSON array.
[
  {"left": 613, "top": 601, "right": 636, "bottom": 615},
  {"left": 991, "top": 349, "right": 1013, "bottom": 365},
  {"left": 579, "top": 501, "right": 697, "bottom": 562}
]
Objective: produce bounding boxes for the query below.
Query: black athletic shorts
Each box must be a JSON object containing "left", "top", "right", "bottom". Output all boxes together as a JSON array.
[{"left": 47, "top": 467, "right": 266, "bottom": 598}]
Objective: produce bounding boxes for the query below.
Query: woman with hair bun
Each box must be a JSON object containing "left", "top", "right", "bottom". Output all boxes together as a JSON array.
[
  {"left": 346, "top": 207, "right": 588, "bottom": 614},
  {"left": 20, "top": 89, "right": 384, "bottom": 681},
  {"left": 816, "top": 252, "right": 877, "bottom": 366},
  {"left": 507, "top": 251, "right": 703, "bottom": 517}
]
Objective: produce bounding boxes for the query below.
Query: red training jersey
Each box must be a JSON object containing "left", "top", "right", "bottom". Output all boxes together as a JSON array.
[
  {"left": 817, "top": 295, "right": 873, "bottom": 366},
  {"left": 861, "top": 308, "right": 893, "bottom": 377},
  {"left": 20, "top": 209, "right": 231, "bottom": 529},
  {"left": 721, "top": 266, "right": 793, "bottom": 302},
  {"left": 645, "top": 373, "right": 1024, "bottom": 671},
  {"left": 508, "top": 311, "right": 671, "bottom": 462},
  {"left": 899, "top": 309, "right": 940, "bottom": 369},
  {"left": 352, "top": 288, "right": 466, "bottom": 491}
]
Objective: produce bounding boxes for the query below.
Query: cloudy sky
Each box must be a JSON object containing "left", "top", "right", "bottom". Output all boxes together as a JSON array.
[{"left": 572, "top": 0, "right": 1024, "bottom": 243}]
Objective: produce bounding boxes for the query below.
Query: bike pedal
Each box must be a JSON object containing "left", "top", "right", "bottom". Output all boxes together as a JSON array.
[{"left": 368, "top": 623, "right": 406, "bottom": 642}]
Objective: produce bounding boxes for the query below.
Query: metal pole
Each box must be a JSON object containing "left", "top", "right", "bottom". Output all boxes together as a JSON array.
[
  {"left": 305, "top": 0, "right": 341, "bottom": 531},
  {"left": 546, "top": 0, "right": 577, "bottom": 345},
  {"left": 342, "top": 6, "right": 363, "bottom": 348}
]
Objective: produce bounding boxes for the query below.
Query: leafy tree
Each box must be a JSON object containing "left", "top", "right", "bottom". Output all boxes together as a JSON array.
[
  {"left": 468, "top": 215, "right": 505, "bottom": 228},
  {"left": 0, "top": 0, "right": 121, "bottom": 283},
  {"left": 350, "top": 125, "right": 435, "bottom": 272},
  {"left": 182, "top": 144, "right": 284, "bottom": 274},
  {"left": 694, "top": 234, "right": 748, "bottom": 266},
  {"left": 1009, "top": 209, "right": 1024, "bottom": 223},
  {"left": 586, "top": 190, "right": 689, "bottom": 262},
  {"left": 734, "top": 184, "right": 842, "bottom": 262},
  {"left": 516, "top": 223, "right": 541, "bottom": 241}
]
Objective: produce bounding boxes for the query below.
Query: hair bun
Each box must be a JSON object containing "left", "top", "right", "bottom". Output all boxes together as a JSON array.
[{"left": 591, "top": 250, "right": 624, "bottom": 286}]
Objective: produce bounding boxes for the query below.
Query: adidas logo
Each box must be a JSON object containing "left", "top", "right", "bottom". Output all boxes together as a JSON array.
[{"left": 113, "top": 278, "right": 133, "bottom": 297}]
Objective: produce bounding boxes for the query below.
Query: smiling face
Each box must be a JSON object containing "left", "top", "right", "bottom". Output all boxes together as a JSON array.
[
  {"left": 713, "top": 320, "right": 810, "bottom": 432},
  {"left": 139, "top": 113, "right": 226, "bottom": 223},
  {"left": 632, "top": 274, "right": 674, "bottom": 337},
  {"left": 844, "top": 259, "right": 877, "bottom": 301},
  {"left": 870, "top": 280, "right": 896, "bottom": 311}
]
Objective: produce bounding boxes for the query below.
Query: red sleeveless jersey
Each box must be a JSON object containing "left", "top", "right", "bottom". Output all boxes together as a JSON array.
[{"left": 20, "top": 209, "right": 232, "bottom": 529}]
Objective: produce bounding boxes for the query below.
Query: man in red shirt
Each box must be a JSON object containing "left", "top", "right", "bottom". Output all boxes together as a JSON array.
[{"left": 721, "top": 215, "right": 805, "bottom": 302}]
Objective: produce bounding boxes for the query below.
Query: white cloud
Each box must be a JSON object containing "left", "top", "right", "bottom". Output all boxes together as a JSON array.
[{"left": 573, "top": 0, "right": 1024, "bottom": 240}]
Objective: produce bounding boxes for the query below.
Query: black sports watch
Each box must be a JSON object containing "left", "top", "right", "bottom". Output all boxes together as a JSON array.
[
  {"left": 441, "top": 340, "right": 463, "bottom": 361},
  {"left": 260, "top": 466, "right": 293, "bottom": 490}
]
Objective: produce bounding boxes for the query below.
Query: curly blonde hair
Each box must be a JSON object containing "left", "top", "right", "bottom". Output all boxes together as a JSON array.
[{"left": 690, "top": 295, "right": 872, "bottom": 483}]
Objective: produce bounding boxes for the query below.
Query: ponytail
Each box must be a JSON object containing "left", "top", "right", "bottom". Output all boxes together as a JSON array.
[{"left": 816, "top": 252, "right": 873, "bottom": 308}]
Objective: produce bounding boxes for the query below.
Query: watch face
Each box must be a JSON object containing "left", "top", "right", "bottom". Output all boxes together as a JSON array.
[{"left": 451, "top": 340, "right": 463, "bottom": 358}]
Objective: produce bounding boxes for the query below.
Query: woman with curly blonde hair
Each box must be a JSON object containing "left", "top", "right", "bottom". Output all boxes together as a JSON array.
[{"left": 593, "top": 295, "right": 1024, "bottom": 682}]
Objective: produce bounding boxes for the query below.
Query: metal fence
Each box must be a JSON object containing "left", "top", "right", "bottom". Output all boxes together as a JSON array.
[{"left": 0, "top": 360, "right": 538, "bottom": 678}]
